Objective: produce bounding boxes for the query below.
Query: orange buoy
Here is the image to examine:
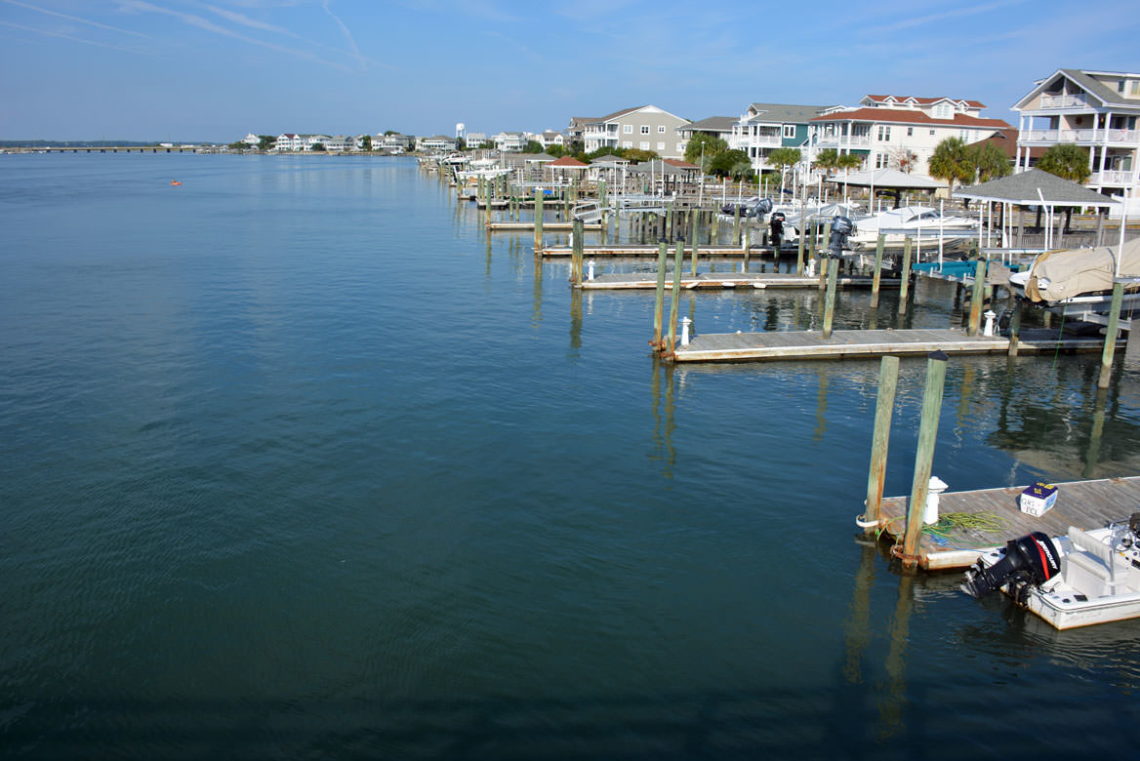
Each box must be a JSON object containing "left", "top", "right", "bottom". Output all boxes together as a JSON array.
[{"left": 170, "top": 180, "right": 182, "bottom": 186}]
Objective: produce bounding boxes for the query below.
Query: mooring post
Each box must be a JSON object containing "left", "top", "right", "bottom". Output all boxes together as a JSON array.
[
  {"left": 817, "top": 221, "right": 833, "bottom": 291},
  {"left": 870, "top": 234, "right": 886, "bottom": 309},
  {"left": 690, "top": 217, "right": 701, "bottom": 276},
  {"left": 863, "top": 355, "right": 900, "bottom": 534},
  {"left": 711, "top": 211, "right": 720, "bottom": 246},
  {"left": 1098, "top": 281, "right": 1126, "bottom": 389},
  {"left": 1007, "top": 297, "right": 1022, "bottom": 357},
  {"left": 534, "top": 189, "right": 544, "bottom": 252},
  {"left": 898, "top": 237, "right": 913, "bottom": 316},
  {"left": 652, "top": 240, "right": 668, "bottom": 349},
  {"left": 823, "top": 252, "right": 840, "bottom": 338},
  {"left": 732, "top": 204, "right": 741, "bottom": 246},
  {"left": 571, "top": 218, "right": 584, "bottom": 285},
  {"left": 667, "top": 239, "right": 685, "bottom": 355},
  {"left": 966, "top": 258, "right": 986, "bottom": 336},
  {"left": 901, "top": 351, "right": 949, "bottom": 567},
  {"left": 796, "top": 224, "right": 807, "bottom": 275}
]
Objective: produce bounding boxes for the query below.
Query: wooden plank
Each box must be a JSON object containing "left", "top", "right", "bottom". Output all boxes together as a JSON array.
[
  {"left": 579, "top": 273, "right": 900, "bottom": 291},
  {"left": 488, "top": 222, "right": 602, "bottom": 232},
  {"left": 876, "top": 477, "right": 1140, "bottom": 570}
]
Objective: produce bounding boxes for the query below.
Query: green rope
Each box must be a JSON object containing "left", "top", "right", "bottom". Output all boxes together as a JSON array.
[{"left": 922, "top": 511, "right": 1006, "bottom": 539}]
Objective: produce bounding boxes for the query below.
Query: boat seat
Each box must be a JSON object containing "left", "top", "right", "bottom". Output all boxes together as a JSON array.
[{"left": 1062, "top": 527, "right": 1135, "bottom": 597}]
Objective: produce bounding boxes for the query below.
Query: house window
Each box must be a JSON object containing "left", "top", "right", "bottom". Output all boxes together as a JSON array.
[
  {"left": 877, "top": 125, "right": 891, "bottom": 141},
  {"left": 623, "top": 124, "right": 633, "bottom": 134},
  {"left": 907, "top": 127, "right": 913, "bottom": 136},
  {"left": 658, "top": 125, "right": 666, "bottom": 133},
  {"left": 640, "top": 141, "right": 650, "bottom": 150},
  {"left": 622, "top": 140, "right": 632, "bottom": 148},
  {"left": 929, "top": 129, "right": 935, "bottom": 136},
  {"left": 783, "top": 124, "right": 796, "bottom": 138},
  {"left": 676, "top": 143, "right": 685, "bottom": 152},
  {"left": 875, "top": 152, "right": 889, "bottom": 169},
  {"left": 641, "top": 125, "right": 650, "bottom": 135},
  {"left": 657, "top": 142, "right": 665, "bottom": 151}
]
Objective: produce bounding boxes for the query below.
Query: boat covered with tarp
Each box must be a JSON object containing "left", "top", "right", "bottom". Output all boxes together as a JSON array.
[{"left": 1013, "top": 237, "right": 1140, "bottom": 304}]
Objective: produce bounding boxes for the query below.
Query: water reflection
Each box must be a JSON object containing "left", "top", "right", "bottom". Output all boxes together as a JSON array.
[{"left": 650, "top": 358, "right": 677, "bottom": 478}]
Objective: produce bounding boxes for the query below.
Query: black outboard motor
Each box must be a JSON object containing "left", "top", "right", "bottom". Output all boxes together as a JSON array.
[
  {"left": 827, "top": 215, "right": 854, "bottom": 258},
  {"left": 961, "top": 531, "right": 1062, "bottom": 601},
  {"left": 753, "top": 198, "right": 774, "bottom": 218},
  {"left": 769, "top": 211, "right": 786, "bottom": 249}
]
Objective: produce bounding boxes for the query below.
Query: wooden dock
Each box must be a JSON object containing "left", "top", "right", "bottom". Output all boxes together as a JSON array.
[
  {"left": 542, "top": 244, "right": 760, "bottom": 257},
  {"left": 486, "top": 222, "right": 603, "bottom": 232},
  {"left": 579, "top": 272, "right": 899, "bottom": 291},
  {"left": 671, "top": 327, "right": 1111, "bottom": 363},
  {"left": 876, "top": 476, "right": 1140, "bottom": 570}
]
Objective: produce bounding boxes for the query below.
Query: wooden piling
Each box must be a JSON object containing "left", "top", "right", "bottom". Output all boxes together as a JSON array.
[
  {"left": 863, "top": 355, "right": 900, "bottom": 533},
  {"left": 1008, "top": 298, "right": 1022, "bottom": 357},
  {"left": 652, "top": 240, "right": 668, "bottom": 349},
  {"left": 571, "top": 218, "right": 584, "bottom": 285},
  {"left": 690, "top": 215, "right": 700, "bottom": 276},
  {"left": 1098, "top": 281, "right": 1125, "bottom": 389},
  {"left": 733, "top": 205, "right": 741, "bottom": 246},
  {"left": 667, "top": 239, "right": 684, "bottom": 354},
  {"left": 901, "top": 351, "right": 949, "bottom": 567},
  {"left": 822, "top": 254, "right": 840, "bottom": 338},
  {"left": 898, "top": 237, "right": 913, "bottom": 316},
  {"left": 796, "top": 224, "right": 807, "bottom": 275},
  {"left": 870, "top": 234, "right": 886, "bottom": 309},
  {"left": 534, "top": 190, "right": 544, "bottom": 251},
  {"left": 966, "top": 258, "right": 986, "bottom": 336}
]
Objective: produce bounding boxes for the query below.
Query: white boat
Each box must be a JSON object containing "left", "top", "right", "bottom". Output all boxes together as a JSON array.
[
  {"left": 962, "top": 515, "right": 1140, "bottom": 630},
  {"left": 1007, "top": 237, "right": 1140, "bottom": 320},
  {"left": 846, "top": 205, "right": 975, "bottom": 247}
]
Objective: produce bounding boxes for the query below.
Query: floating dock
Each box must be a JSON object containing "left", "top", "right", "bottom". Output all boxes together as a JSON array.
[
  {"left": 542, "top": 244, "right": 762, "bottom": 257},
  {"left": 876, "top": 477, "right": 1140, "bottom": 570},
  {"left": 579, "top": 272, "right": 899, "bottom": 291},
  {"left": 670, "top": 328, "right": 1110, "bottom": 363},
  {"left": 487, "top": 222, "right": 603, "bottom": 232}
]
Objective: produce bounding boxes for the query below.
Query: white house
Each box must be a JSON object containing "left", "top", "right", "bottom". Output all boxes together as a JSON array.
[
  {"left": 539, "top": 131, "right": 566, "bottom": 150},
  {"left": 808, "top": 95, "right": 1011, "bottom": 180},
  {"left": 324, "top": 135, "right": 355, "bottom": 152},
  {"left": 241, "top": 132, "right": 260, "bottom": 148},
  {"left": 416, "top": 135, "right": 458, "bottom": 152},
  {"left": 376, "top": 133, "right": 413, "bottom": 153},
  {"left": 275, "top": 133, "right": 302, "bottom": 151},
  {"left": 580, "top": 105, "right": 691, "bottom": 158},
  {"left": 1013, "top": 68, "right": 1140, "bottom": 216},
  {"left": 493, "top": 132, "right": 528, "bottom": 152}
]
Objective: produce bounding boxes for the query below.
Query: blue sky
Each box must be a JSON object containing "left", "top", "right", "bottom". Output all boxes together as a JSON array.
[{"left": 1, "top": 0, "right": 1137, "bottom": 141}]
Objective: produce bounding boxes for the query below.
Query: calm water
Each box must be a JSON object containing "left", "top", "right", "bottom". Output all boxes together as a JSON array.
[{"left": 2, "top": 154, "right": 1139, "bottom": 760}]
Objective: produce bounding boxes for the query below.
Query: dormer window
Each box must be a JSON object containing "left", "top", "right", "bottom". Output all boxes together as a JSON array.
[{"left": 933, "top": 103, "right": 953, "bottom": 119}]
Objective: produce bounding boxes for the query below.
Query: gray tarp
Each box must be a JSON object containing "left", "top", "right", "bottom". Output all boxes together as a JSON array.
[{"left": 1026, "top": 237, "right": 1140, "bottom": 302}]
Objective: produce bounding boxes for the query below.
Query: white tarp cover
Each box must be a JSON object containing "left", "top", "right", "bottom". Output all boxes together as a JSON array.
[{"left": 1026, "top": 237, "right": 1140, "bottom": 302}]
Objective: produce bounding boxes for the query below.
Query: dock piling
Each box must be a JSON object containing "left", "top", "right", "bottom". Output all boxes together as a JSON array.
[
  {"left": 966, "top": 258, "right": 986, "bottom": 336},
  {"left": 863, "top": 355, "right": 901, "bottom": 534},
  {"left": 1098, "top": 281, "right": 1126, "bottom": 389},
  {"left": 666, "top": 239, "right": 685, "bottom": 355},
  {"left": 898, "top": 237, "right": 913, "bottom": 316},
  {"left": 870, "top": 234, "right": 885, "bottom": 309},
  {"left": 534, "top": 190, "right": 544, "bottom": 251},
  {"left": 901, "top": 351, "right": 949, "bottom": 567},
  {"left": 822, "top": 254, "right": 840, "bottom": 339},
  {"left": 652, "top": 240, "right": 668, "bottom": 349}
]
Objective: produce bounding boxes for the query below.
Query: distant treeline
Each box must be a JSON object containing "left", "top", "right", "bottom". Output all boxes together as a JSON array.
[{"left": 0, "top": 140, "right": 213, "bottom": 148}]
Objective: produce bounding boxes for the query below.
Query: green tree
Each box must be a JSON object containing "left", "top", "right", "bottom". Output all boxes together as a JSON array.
[
  {"left": 1037, "top": 143, "right": 1091, "bottom": 183},
  {"left": 766, "top": 147, "right": 802, "bottom": 188},
  {"left": 928, "top": 137, "right": 972, "bottom": 194},
  {"left": 258, "top": 135, "right": 276, "bottom": 151},
  {"left": 525, "top": 140, "right": 544, "bottom": 153},
  {"left": 545, "top": 144, "right": 566, "bottom": 158},
  {"left": 624, "top": 148, "right": 659, "bottom": 162},
  {"left": 836, "top": 153, "right": 864, "bottom": 171},
  {"left": 310, "top": 142, "right": 326, "bottom": 152},
  {"left": 227, "top": 141, "right": 246, "bottom": 150},
  {"left": 684, "top": 133, "right": 728, "bottom": 169},
  {"left": 813, "top": 148, "right": 840, "bottom": 174},
  {"left": 708, "top": 148, "right": 751, "bottom": 178},
  {"left": 360, "top": 134, "right": 372, "bottom": 151},
  {"left": 964, "top": 140, "right": 1011, "bottom": 183}
]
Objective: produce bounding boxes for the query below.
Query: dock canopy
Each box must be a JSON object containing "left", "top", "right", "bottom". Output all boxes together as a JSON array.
[
  {"left": 837, "top": 168, "right": 941, "bottom": 190},
  {"left": 954, "top": 169, "right": 1115, "bottom": 208}
]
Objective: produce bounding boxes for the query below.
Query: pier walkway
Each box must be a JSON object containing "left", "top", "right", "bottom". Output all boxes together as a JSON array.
[
  {"left": 876, "top": 477, "right": 1140, "bottom": 570},
  {"left": 671, "top": 327, "right": 1109, "bottom": 363},
  {"left": 487, "top": 222, "right": 602, "bottom": 232},
  {"left": 542, "top": 244, "right": 762, "bottom": 257},
  {"left": 580, "top": 272, "right": 898, "bottom": 291}
]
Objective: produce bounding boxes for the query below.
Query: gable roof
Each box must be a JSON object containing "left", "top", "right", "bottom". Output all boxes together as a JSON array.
[
  {"left": 684, "top": 116, "right": 737, "bottom": 132},
  {"left": 547, "top": 156, "right": 588, "bottom": 168},
  {"left": 810, "top": 107, "right": 1010, "bottom": 129},
  {"left": 590, "top": 105, "right": 689, "bottom": 125},
  {"left": 1015, "top": 68, "right": 1140, "bottom": 110},
  {"left": 745, "top": 103, "right": 829, "bottom": 123},
  {"left": 954, "top": 169, "right": 1116, "bottom": 207},
  {"left": 663, "top": 158, "right": 699, "bottom": 170},
  {"left": 865, "top": 94, "right": 985, "bottom": 108}
]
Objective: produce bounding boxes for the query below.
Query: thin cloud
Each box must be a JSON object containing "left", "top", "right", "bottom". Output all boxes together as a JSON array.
[
  {"left": 321, "top": 0, "right": 365, "bottom": 70},
  {"left": 0, "top": 19, "right": 144, "bottom": 51},
  {"left": 202, "top": 3, "right": 296, "bottom": 36},
  {"left": 2, "top": 0, "right": 150, "bottom": 37},
  {"left": 116, "top": 0, "right": 351, "bottom": 70},
  {"left": 863, "top": 0, "right": 1027, "bottom": 34}
]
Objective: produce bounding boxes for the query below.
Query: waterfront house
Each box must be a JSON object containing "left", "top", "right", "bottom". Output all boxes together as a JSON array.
[
  {"left": 493, "top": 132, "right": 528, "bottom": 153},
  {"left": 416, "top": 135, "right": 458, "bottom": 153},
  {"left": 1013, "top": 68, "right": 1140, "bottom": 216},
  {"left": 566, "top": 117, "right": 595, "bottom": 151},
  {"left": 275, "top": 133, "right": 302, "bottom": 151},
  {"left": 241, "top": 133, "right": 260, "bottom": 148},
  {"left": 808, "top": 96, "right": 1010, "bottom": 182},
  {"left": 464, "top": 132, "right": 489, "bottom": 149},
  {"left": 539, "top": 131, "right": 566, "bottom": 150},
  {"left": 324, "top": 135, "right": 355, "bottom": 152},
  {"left": 581, "top": 106, "right": 691, "bottom": 159},
  {"left": 730, "top": 103, "right": 829, "bottom": 174},
  {"left": 679, "top": 116, "right": 737, "bottom": 146},
  {"left": 375, "top": 133, "right": 413, "bottom": 153}
]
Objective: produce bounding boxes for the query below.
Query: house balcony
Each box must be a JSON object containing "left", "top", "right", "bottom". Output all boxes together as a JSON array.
[
  {"left": 1037, "top": 93, "right": 1093, "bottom": 109},
  {"left": 815, "top": 134, "right": 871, "bottom": 148},
  {"left": 1021, "top": 128, "right": 1140, "bottom": 145},
  {"left": 1091, "top": 170, "right": 1139, "bottom": 186}
]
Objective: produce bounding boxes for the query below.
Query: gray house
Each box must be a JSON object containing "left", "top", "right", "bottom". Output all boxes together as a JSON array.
[{"left": 581, "top": 105, "right": 691, "bottom": 159}]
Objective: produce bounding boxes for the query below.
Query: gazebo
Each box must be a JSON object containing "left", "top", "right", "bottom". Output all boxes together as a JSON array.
[
  {"left": 954, "top": 169, "right": 1118, "bottom": 249},
  {"left": 835, "top": 168, "right": 941, "bottom": 210}
]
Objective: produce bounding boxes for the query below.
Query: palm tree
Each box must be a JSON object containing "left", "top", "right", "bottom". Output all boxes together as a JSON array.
[
  {"left": 928, "top": 137, "right": 971, "bottom": 195},
  {"left": 813, "top": 148, "right": 840, "bottom": 175},
  {"left": 836, "top": 153, "right": 864, "bottom": 172},
  {"left": 1037, "top": 143, "right": 1091, "bottom": 183},
  {"left": 767, "top": 147, "right": 802, "bottom": 192},
  {"left": 965, "top": 141, "right": 1012, "bottom": 183}
]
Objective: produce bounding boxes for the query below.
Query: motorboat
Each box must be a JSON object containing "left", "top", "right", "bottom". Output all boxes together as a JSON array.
[
  {"left": 962, "top": 515, "right": 1140, "bottom": 630},
  {"left": 1007, "top": 237, "right": 1140, "bottom": 320},
  {"left": 846, "top": 205, "right": 975, "bottom": 248}
]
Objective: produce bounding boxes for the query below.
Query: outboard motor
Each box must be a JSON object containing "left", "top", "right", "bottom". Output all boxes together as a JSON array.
[
  {"left": 827, "top": 215, "right": 854, "bottom": 258},
  {"left": 769, "top": 211, "right": 786, "bottom": 249},
  {"left": 753, "top": 198, "right": 774, "bottom": 217},
  {"left": 961, "top": 531, "right": 1062, "bottom": 601}
]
